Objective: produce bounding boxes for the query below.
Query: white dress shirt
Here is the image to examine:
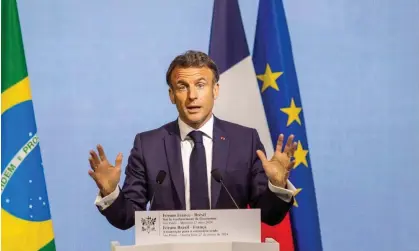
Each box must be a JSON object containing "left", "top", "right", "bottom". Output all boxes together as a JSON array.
[{"left": 95, "top": 115, "right": 296, "bottom": 210}]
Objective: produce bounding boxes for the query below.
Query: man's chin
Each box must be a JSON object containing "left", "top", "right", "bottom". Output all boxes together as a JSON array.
[{"left": 183, "top": 114, "right": 207, "bottom": 128}]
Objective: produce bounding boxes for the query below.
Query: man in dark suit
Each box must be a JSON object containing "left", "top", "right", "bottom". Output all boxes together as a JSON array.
[{"left": 88, "top": 50, "right": 297, "bottom": 230}]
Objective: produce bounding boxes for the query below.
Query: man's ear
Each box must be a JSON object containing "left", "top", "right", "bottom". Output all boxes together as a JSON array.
[
  {"left": 213, "top": 82, "right": 220, "bottom": 100},
  {"left": 169, "top": 87, "right": 175, "bottom": 104}
]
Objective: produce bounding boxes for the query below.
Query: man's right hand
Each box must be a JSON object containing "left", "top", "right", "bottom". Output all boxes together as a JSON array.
[{"left": 88, "top": 145, "right": 122, "bottom": 197}]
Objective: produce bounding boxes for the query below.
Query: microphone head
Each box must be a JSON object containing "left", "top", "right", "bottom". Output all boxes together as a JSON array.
[
  {"left": 211, "top": 169, "right": 222, "bottom": 183},
  {"left": 156, "top": 170, "right": 167, "bottom": 184}
]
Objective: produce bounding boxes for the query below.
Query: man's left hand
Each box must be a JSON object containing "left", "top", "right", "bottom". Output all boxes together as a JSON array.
[{"left": 256, "top": 134, "right": 297, "bottom": 188}]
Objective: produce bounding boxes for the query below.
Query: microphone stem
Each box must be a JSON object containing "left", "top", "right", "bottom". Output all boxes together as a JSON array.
[
  {"left": 149, "top": 193, "right": 156, "bottom": 210},
  {"left": 221, "top": 180, "right": 239, "bottom": 209}
]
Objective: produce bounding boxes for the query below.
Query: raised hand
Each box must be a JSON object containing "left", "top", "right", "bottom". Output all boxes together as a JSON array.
[
  {"left": 256, "top": 134, "right": 297, "bottom": 188},
  {"left": 88, "top": 144, "right": 123, "bottom": 196}
]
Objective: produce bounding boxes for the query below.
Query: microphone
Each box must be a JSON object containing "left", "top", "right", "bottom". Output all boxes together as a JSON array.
[
  {"left": 149, "top": 170, "right": 167, "bottom": 210},
  {"left": 211, "top": 169, "right": 239, "bottom": 209}
]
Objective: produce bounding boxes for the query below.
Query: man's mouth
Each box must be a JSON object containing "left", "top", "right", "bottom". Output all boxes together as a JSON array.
[{"left": 186, "top": 105, "right": 201, "bottom": 112}]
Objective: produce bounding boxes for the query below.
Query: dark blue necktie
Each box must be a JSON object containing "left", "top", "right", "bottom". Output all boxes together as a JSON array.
[{"left": 188, "top": 130, "right": 210, "bottom": 210}]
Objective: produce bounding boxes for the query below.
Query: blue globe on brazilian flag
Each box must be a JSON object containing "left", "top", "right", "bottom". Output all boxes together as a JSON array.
[{"left": 2, "top": 0, "right": 56, "bottom": 250}]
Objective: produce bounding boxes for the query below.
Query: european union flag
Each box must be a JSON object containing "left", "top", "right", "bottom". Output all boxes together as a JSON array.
[{"left": 252, "top": 0, "right": 323, "bottom": 250}]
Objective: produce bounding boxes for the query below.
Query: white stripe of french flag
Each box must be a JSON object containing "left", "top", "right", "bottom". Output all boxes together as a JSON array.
[{"left": 208, "top": 0, "right": 274, "bottom": 160}]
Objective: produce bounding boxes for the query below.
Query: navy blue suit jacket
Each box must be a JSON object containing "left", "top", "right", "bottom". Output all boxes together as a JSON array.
[{"left": 99, "top": 116, "right": 292, "bottom": 230}]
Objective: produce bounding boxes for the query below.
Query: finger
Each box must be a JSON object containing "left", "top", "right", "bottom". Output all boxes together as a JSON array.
[
  {"left": 115, "top": 153, "right": 123, "bottom": 168},
  {"left": 283, "top": 134, "right": 295, "bottom": 156},
  {"left": 289, "top": 142, "right": 298, "bottom": 157},
  {"left": 97, "top": 144, "right": 108, "bottom": 162},
  {"left": 288, "top": 160, "right": 296, "bottom": 170},
  {"left": 89, "top": 170, "right": 102, "bottom": 190},
  {"left": 275, "top": 134, "right": 284, "bottom": 153},
  {"left": 88, "top": 157, "right": 96, "bottom": 170},
  {"left": 88, "top": 170, "right": 102, "bottom": 189},
  {"left": 256, "top": 150, "right": 268, "bottom": 164},
  {"left": 90, "top": 150, "right": 100, "bottom": 165},
  {"left": 88, "top": 170, "right": 98, "bottom": 182}
]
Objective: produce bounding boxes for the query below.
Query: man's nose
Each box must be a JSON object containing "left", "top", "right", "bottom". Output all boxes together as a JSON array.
[{"left": 188, "top": 87, "right": 198, "bottom": 99}]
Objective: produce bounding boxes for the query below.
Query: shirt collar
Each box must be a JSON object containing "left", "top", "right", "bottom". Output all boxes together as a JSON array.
[{"left": 178, "top": 114, "right": 214, "bottom": 141}]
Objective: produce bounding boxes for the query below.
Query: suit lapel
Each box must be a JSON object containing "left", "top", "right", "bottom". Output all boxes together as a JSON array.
[
  {"left": 164, "top": 121, "right": 186, "bottom": 210},
  {"left": 211, "top": 117, "right": 229, "bottom": 208}
]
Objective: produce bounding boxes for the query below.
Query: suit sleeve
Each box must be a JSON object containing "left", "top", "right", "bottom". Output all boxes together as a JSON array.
[
  {"left": 98, "top": 133, "right": 149, "bottom": 230},
  {"left": 248, "top": 129, "right": 293, "bottom": 226}
]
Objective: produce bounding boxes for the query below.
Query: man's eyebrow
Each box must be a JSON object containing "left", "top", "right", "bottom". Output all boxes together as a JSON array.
[
  {"left": 195, "top": 77, "right": 207, "bottom": 82},
  {"left": 175, "top": 80, "right": 189, "bottom": 85}
]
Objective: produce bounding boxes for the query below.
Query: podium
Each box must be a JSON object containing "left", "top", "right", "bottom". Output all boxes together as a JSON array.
[
  {"left": 109, "top": 209, "right": 280, "bottom": 251},
  {"left": 111, "top": 240, "right": 279, "bottom": 251}
]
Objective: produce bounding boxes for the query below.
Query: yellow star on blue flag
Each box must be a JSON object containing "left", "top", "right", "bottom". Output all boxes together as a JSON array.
[
  {"left": 256, "top": 64, "right": 282, "bottom": 92},
  {"left": 280, "top": 98, "right": 302, "bottom": 126}
]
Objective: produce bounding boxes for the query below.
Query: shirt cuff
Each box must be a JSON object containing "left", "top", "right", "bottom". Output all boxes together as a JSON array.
[
  {"left": 268, "top": 180, "right": 296, "bottom": 203},
  {"left": 94, "top": 186, "right": 120, "bottom": 210}
]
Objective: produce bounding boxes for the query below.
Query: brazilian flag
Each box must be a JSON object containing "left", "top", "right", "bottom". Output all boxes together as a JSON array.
[{"left": 2, "top": 0, "right": 56, "bottom": 250}]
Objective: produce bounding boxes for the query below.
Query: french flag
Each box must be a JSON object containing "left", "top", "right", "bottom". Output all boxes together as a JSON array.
[
  {"left": 208, "top": 0, "right": 323, "bottom": 251},
  {"left": 208, "top": 0, "right": 274, "bottom": 161},
  {"left": 208, "top": 0, "right": 294, "bottom": 250}
]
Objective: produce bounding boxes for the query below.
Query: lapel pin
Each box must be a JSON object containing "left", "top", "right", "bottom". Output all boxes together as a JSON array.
[{"left": 220, "top": 136, "right": 225, "bottom": 140}]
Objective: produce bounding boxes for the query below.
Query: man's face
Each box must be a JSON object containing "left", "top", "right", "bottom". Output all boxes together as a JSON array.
[{"left": 169, "top": 66, "right": 219, "bottom": 129}]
